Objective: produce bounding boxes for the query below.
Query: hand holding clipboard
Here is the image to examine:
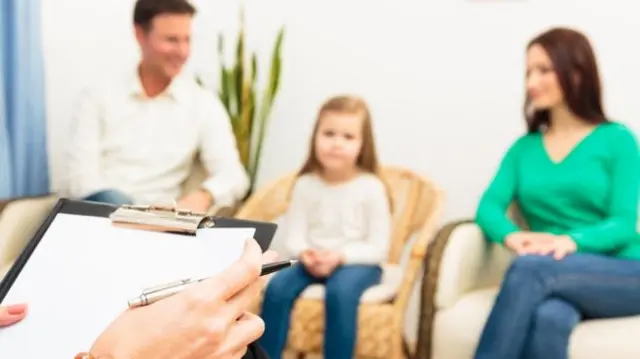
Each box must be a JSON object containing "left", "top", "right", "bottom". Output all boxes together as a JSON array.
[
  {"left": 0, "top": 199, "right": 279, "bottom": 359},
  {"left": 87, "top": 238, "right": 277, "bottom": 359}
]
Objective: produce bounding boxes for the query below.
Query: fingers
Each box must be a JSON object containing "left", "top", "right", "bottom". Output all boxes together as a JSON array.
[
  {"left": 539, "top": 244, "right": 555, "bottom": 256},
  {"left": 0, "top": 303, "right": 28, "bottom": 327},
  {"left": 511, "top": 242, "right": 528, "bottom": 254},
  {"left": 212, "top": 312, "right": 265, "bottom": 358},
  {"left": 200, "top": 238, "right": 263, "bottom": 301},
  {"left": 522, "top": 242, "right": 549, "bottom": 255},
  {"left": 220, "top": 249, "right": 280, "bottom": 322},
  {"left": 309, "top": 264, "right": 328, "bottom": 278},
  {"left": 224, "top": 279, "right": 264, "bottom": 323},
  {"left": 553, "top": 245, "right": 572, "bottom": 260},
  {"left": 262, "top": 250, "right": 279, "bottom": 265}
]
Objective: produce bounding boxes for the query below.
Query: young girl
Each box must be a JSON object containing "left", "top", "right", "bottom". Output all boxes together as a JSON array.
[{"left": 258, "top": 95, "right": 393, "bottom": 359}]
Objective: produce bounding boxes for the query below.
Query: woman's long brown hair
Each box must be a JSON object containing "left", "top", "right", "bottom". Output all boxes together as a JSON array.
[
  {"left": 298, "top": 95, "right": 394, "bottom": 212},
  {"left": 524, "top": 27, "right": 608, "bottom": 133}
]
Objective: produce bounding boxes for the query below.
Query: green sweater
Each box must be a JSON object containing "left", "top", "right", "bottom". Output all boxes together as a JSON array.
[{"left": 476, "top": 122, "right": 640, "bottom": 260}]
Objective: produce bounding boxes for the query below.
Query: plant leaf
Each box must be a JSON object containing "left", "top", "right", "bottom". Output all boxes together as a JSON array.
[
  {"left": 268, "top": 28, "right": 285, "bottom": 98},
  {"left": 219, "top": 66, "right": 230, "bottom": 112},
  {"left": 251, "top": 53, "right": 258, "bottom": 84},
  {"left": 235, "top": 26, "right": 245, "bottom": 120}
]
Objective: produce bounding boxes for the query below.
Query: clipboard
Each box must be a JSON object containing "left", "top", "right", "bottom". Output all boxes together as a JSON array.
[
  {"left": 0, "top": 198, "right": 277, "bottom": 358},
  {"left": 0, "top": 198, "right": 277, "bottom": 300}
]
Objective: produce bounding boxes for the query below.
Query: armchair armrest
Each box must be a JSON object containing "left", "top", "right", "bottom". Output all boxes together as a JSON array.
[
  {"left": 393, "top": 189, "right": 445, "bottom": 312},
  {"left": 0, "top": 196, "right": 58, "bottom": 279},
  {"left": 433, "top": 221, "right": 513, "bottom": 310},
  {"left": 415, "top": 219, "right": 514, "bottom": 359}
]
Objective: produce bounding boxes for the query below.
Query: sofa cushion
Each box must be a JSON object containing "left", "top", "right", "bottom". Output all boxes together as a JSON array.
[
  {"left": 0, "top": 196, "right": 58, "bottom": 278},
  {"left": 432, "top": 287, "right": 640, "bottom": 359}
]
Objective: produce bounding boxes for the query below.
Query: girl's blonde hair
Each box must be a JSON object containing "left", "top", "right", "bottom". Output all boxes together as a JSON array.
[{"left": 298, "top": 95, "right": 394, "bottom": 211}]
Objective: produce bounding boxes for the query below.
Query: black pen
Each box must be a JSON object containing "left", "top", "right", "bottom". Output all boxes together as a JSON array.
[
  {"left": 128, "top": 259, "right": 297, "bottom": 308},
  {"left": 261, "top": 259, "right": 297, "bottom": 276}
]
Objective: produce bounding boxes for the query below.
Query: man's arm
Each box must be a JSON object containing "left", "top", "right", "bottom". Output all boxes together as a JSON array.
[
  {"left": 197, "top": 92, "right": 250, "bottom": 208},
  {"left": 65, "top": 89, "right": 106, "bottom": 199}
]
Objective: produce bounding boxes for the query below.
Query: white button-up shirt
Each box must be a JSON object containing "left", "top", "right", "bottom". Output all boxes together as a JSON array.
[{"left": 64, "top": 70, "right": 249, "bottom": 207}]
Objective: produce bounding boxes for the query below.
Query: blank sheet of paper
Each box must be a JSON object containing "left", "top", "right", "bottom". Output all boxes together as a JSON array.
[{"left": 0, "top": 213, "right": 255, "bottom": 358}]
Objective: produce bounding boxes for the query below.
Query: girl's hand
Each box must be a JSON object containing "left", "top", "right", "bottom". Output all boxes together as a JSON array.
[
  {"left": 89, "top": 238, "right": 277, "bottom": 359},
  {"left": 0, "top": 303, "right": 28, "bottom": 327},
  {"left": 300, "top": 249, "right": 318, "bottom": 268},
  {"left": 313, "top": 250, "right": 344, "bottom": 277}
]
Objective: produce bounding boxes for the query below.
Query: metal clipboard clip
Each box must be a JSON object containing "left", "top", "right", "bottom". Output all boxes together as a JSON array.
[{"left": 108, "top": 202, "right": 216, "bottom": 235}]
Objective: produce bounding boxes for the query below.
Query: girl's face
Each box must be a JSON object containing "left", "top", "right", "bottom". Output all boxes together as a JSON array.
[
  {"left": 314, "top": 111, "right": 364, "bottom": 174},
  {"left": 526, "top": 44, "right": 564, "bottom": 110}
]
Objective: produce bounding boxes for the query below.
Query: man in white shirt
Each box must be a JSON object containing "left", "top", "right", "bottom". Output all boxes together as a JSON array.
[{"left": 65, "top": 0, "right": 248, "bottom": 212}]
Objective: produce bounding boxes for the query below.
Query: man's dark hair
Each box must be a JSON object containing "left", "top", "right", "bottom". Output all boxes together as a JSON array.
[{"left": 133, "top": 0, "right": 196, "bottom": 31}]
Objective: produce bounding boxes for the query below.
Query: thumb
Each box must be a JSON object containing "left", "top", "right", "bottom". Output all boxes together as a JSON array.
[
  {"left": 201, "top": 238, "right": 263, "bottom": 300},
  {"left": 0, "top": 303, "right": 28, "bottom": 327}
]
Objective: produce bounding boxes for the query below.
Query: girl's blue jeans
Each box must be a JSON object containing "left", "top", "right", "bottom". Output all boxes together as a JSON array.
[{"left": 259, "top": 263, "right": 382, "bottom": 359}]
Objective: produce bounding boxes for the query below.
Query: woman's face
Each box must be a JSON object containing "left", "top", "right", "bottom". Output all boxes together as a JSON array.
[{"left": 526, "top": 44, "right": 564, "bottom": 110}]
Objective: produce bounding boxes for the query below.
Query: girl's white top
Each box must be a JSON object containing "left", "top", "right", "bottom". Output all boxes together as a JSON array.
[{"left": 284, "top": 172, "right": 392, "bottom": 265}]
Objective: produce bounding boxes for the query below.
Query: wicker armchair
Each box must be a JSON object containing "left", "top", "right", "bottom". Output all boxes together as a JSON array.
[{"left": 236, "top": 166, "right": 444, "bottom": 359}]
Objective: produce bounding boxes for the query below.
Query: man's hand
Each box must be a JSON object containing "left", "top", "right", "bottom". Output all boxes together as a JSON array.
[{"left": 177, "top": 189, "right": 214, "bottom": 212}]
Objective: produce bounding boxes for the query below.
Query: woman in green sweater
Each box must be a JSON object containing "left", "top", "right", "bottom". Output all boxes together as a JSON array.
[{"left": 473, "top": 27, "right": 640, "bottom": 359}]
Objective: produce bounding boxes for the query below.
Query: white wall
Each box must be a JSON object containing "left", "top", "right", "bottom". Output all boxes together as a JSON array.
[
  {"left": 41, "top": 0, "right": 640, "bottom": 345},
  {"left": 43, "top": 0, "right": 640, "bottom": 222}
]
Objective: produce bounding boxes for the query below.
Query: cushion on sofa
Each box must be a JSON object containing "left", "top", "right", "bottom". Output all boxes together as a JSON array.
[
  {"left": 432, "top": 287, "right": 640, "bottom": 359},
  {"left": 0, "top": 196, "right": 58, "bottom": 279}
]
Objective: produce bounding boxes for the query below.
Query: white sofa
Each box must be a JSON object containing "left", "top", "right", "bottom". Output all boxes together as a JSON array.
[
  {"left": 415, "top": 217, "right": 640, "bottom": 359},
  {"left": 0, "top": 196, "right": 59, "bottom": 279}
]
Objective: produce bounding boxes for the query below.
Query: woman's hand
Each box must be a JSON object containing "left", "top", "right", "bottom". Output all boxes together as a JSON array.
[
  {"left": 505, "top": 232, "right": 556, "bottom": 254},
  {"left": 89, "top": 238, "right": 277, "bottom": 359},
  {"left": 506, "top": 232, "right": 578, "bottom": 259},
  {"left": 0, "top": 303, "right": 28, "bottom": 327},
  {"left": 544, "top": 235, "right": 578, "bottom": 260}
]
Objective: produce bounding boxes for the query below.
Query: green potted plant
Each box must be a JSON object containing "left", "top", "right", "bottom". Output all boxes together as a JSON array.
[{"left": 207, "top": 7, "right": 285, "bottom": 198}]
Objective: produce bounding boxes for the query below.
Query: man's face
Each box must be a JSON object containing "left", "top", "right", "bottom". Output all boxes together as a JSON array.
[{"left": 135, "top": 13, "right": 192, "bottom": 79}]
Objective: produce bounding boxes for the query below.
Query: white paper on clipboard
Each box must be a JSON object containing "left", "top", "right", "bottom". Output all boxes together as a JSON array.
[{"left": 0, "top": 213, "right": 255, "bottom": 358}]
